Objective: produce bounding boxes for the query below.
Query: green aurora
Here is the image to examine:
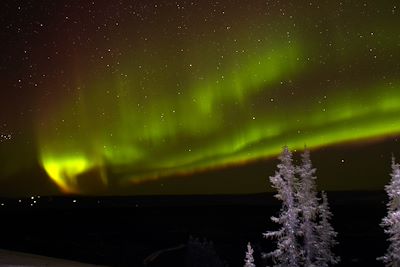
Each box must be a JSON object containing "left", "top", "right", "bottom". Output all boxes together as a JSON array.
[{"left": 2, "top": 1, "right": 399, "bottom": 194}]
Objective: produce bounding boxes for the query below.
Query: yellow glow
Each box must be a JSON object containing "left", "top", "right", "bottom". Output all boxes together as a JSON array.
[{"left": 41, "top": 156, "right": 92, "bottom": 193}]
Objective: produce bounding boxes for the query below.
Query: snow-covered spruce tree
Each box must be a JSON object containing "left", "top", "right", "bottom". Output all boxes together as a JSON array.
[
  {"left": 315, "top": 191, "right": 339, "bottom": 267},
  {"left": 296, "top": 149, "right": 320, "bottom": 267},
  {"left": 244, "top": 242, "right": 255, "bottom": 267},
  {"left": 264, "top": 146, "right": 301, "bottom": 267},
  {"left": 379, "top": 157, "right": 400, "bottom": 267}
]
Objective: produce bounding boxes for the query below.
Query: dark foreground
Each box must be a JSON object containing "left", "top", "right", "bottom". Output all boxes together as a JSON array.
[{"left": 0, "top": 191, "right": 388, "bottom": 266}]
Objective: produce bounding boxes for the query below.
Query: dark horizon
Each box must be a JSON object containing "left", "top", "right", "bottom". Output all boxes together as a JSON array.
[
  {"left": 0, "top": 137, "right": 398, "bottom": 197},
  {"left": 0, "top": 190, "right": 389, "bottom": 266}
]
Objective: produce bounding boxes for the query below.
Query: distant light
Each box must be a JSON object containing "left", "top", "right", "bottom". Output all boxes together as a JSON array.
[
  {"left": 341, "top": 159, "right": 345, "bottom": 163},
  {"left": 18, "top": 199, "right": 22, "bottom": 203},
  {"left": 31, "top": 196, "right": 35, "bottom": 200},
  {"left": 73, "top": 199, "right": 77, "bottom": 203},
  {"left": 33, "top": 200, "right": 37, "bottom": 204}
]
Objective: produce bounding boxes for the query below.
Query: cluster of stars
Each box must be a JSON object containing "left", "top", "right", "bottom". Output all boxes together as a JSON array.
[{"left": 0, "top": 134, "right": 12, "bottom": 142}]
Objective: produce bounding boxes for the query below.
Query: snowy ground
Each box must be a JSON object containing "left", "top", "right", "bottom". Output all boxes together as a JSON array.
[{"left": 0, "top": 249, "right": 107, "bottom": 267}]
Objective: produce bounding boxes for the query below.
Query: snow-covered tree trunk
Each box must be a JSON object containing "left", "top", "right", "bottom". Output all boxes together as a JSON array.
[
  {"left": 315, "top": 191, "right": 339, "bottom": 267},
  {"left": 264, "top": 146, "right": 301, "bottom": 267},
  {"left": 244, "top": 242, "right": 255, "bottom": 267},
  {"left": 297, "top": 149, "right": 319, "bottom": 267},
  {"left": 379, "top": 157, "right": 400, "bottom": 267}
]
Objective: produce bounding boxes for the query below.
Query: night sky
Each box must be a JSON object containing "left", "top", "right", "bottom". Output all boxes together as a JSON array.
[{"left": 1, "top": 0, "right": 400, "bottom": 196}]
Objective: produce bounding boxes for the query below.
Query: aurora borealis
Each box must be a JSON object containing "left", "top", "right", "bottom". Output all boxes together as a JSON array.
[{"left": 1, "top": 0, "right": 400, "bottom": 195}]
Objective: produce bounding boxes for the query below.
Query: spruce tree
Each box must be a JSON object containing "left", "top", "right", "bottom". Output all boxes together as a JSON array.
[
  {"left": 297, "top": 149, "right": 319, "bottom": 267},
  {"left": 264, "top": 146, "right": 301, "bottom": 267},
  {"left": 244, "top": 242, "right": 255, "bottom": 267},
  {"left": 315, "top": 191, "right": 339, "bottom": 267},
  {"left": 379, "top": 157, "right": 400, "bottom": 267}
]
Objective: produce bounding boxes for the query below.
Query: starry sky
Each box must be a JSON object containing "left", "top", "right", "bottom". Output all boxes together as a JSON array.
[{"left": 0, "top": 0, "right": 400, "bottom": 196}]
